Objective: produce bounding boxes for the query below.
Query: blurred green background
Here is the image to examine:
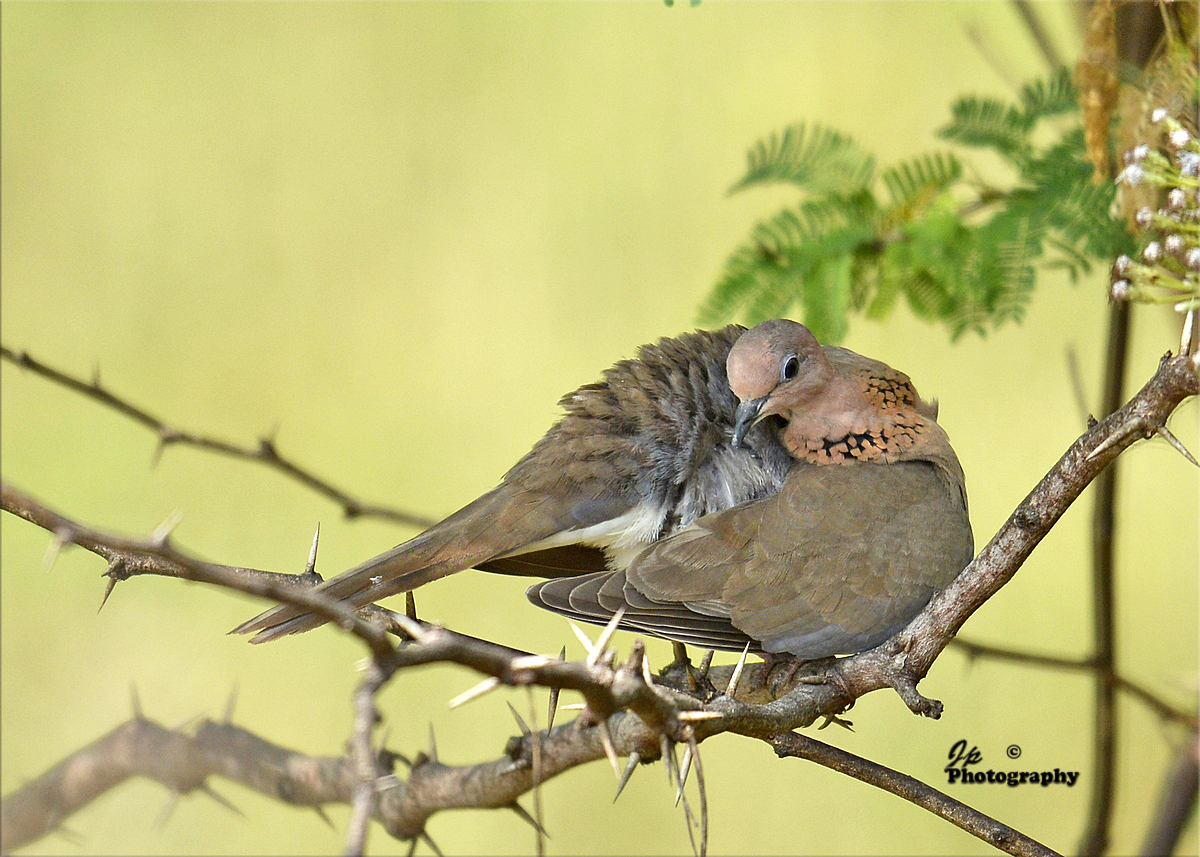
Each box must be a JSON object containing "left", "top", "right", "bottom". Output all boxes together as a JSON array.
[{"left": 2, "top": 3, "right": 1196, "bottom": 855}]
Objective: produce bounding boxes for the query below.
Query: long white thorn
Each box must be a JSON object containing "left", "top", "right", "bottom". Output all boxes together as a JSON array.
[
  {"left": 506, "top": 701, "right": 532, "bottom": 736},
  {"left": 589, "top": 608, "right": 626, "bottom": 667},
  {"left": 508, "top": 800, "right": 547, "bottom": 837},
  {"left": 597, "top": 720, "right": 620, "bottom": 779},
  {"left": 547, "top": 646, "right": 566, "bottom": 730},
  {"left": 614, "top": 751, "right": 640, "bottom": 802},
  {"left": 1086, "top": 431, "right": 1124, "bottom": 462},
  {"left": 304, "top": 524, "right": 321, "bottom": 575},
  {"left": 511, "top": 654, "right": 554, "bottom": 671},
  {"left": 42, "top": 531, "right": 69, "bottom": 570},
  {"left": 727, "top": 643, "right": 751, "bottom": 698},
  {"left": 390, "top": 611, "right": 430, "bottom": 643},
  {"left": 677, "top": 710, "right": 722, "bottom": 722},
  {"left": 448, "top": 676, "right": 502, "bottom": 710},
  {"left": 1157, "top": 425, "right": 1199, "bottom": 467},
  {"left": 568, "top": 622, "right": 596, "bottom": 658},
  {"left": 689, "top": 732, "right": 709, "bottom": 857},
  {"left": 151, "top": 509, "right": 185, "bottom": 546},
  {"left": 674, "top": 746, "right": 693, "bottom": 807},
  {"left": 640, "top": 649, "right": 656, "bottom": 688}
]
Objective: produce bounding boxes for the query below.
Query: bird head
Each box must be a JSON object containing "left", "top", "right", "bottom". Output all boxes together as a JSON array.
[{"left": 727, "top": 319, "right": 833, "bottom": 448}]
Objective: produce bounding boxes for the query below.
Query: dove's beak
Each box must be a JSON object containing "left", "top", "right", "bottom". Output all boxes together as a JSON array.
[{"left": 732, "top": 396, "right": 768, "bottom": 449}]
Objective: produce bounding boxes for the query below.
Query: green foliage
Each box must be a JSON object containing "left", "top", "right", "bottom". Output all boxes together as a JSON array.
[
  {"left": 1018, "top": 67, "right": 1079, "bottom": 122},
  {"left": 880, "top": 153, "right": 963, "bottom": 224},
  {"left": 731, "top": 123, "right": 876, "bottom": 196},
  {"left": 702, "top": 68, "right": 1135, "bottom": 343},
  {"left": 939, "top": 97, "right": 1033, "bottom": 163}
]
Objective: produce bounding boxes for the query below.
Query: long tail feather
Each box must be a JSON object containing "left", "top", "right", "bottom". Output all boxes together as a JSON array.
[{"left": 232, "top": 481, "right": 626, "bottom": 642}]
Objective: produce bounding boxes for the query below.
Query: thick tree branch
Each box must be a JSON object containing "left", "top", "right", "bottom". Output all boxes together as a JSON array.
[{"left": 2, "top": 706, "right": 1065, "bottom": 857}]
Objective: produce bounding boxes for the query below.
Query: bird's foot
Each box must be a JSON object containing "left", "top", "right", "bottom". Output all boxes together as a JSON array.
[
  {"left": 661, "top": 643, "right": 719, "bottom": 701},
  {"left": 756, "top": 653, "right": 836, "bottom": 697},
  {"left": 667, "top": 642, "right": 692, "bottom": 674},
  {"left": 818, "top": 712, "right": 855, "bottom": 731},
  {"left": 748, "top": 652, "right": 816, "bottom": 696}
]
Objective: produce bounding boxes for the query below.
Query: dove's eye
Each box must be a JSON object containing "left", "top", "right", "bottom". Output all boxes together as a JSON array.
[{"left": 781, "top": 355, "right": 800, "bottom": 382}]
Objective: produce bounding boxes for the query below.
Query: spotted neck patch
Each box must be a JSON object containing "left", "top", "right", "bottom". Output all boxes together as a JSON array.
[{"left": 786, "top": 369, "right": 926, "bottom": 465}]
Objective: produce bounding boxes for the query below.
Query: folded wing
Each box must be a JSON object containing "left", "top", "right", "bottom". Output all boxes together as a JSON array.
[{"left": 529, "top": 455, "right": 972, "bottom": 659}]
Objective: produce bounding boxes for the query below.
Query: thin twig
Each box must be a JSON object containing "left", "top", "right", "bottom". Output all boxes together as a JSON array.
[
  {"left": 1080, "top": 300, "right": 1129, "bottom": 857},
  {"left": 1010, "top": 0, "right": 1065, "bottom": 70},
  {"left": 1140, "top": 734, "right": 1199, "bottom": 857},
  {"left": 0, "top": 717, "right": 358, "bottom": 854},
  {"left": 0, "top": 346, "right": 433, "bottom": 528},
  {"left": 346, "top": 663, "right": 392, "bottom": 857},
  {"left": 525, "top": 686, "right": 546, "bottom": 857},
  {"left": 772, "top": 731, "right": 1060, "bottom": 857},
  {"left": 951, "top": 638, "right": 1198, "bottom": 728}
]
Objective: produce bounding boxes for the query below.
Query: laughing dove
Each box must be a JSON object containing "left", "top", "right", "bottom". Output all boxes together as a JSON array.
[{"left": 236, "top": 320, "right": 972, "bottom": 659}]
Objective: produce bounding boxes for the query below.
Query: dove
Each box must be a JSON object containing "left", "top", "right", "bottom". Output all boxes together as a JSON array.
[
  {"left": 236, "top": 320, "right": 972, "bottom": 661},
  {"left": 528, "top": 319, "right": 972, "bottom": 659},
  {"left": 236, "top": 323, "right": 794, "bottom": 642}
]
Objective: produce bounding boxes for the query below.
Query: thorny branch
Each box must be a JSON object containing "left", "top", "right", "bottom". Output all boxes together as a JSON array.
[
  {"left": 0, "top": 711, "right": 356, "bottom": 854},
  {"left": 2, "top": 349, "right": 1196, "bottom": 856},
  {"left": 0, "top": 484, "right": 396, "bottom": 663},
  {"left": 0, "top": 482, "right": 413, "bottom": 855},
  {"left": 0, "top": 345, "right": 435, "bottom": 529}
]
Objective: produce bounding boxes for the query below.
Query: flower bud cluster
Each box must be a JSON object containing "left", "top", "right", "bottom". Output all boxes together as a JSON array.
[{"left": 1110, "top": 109, "right": 1199, "bottom": 314}]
